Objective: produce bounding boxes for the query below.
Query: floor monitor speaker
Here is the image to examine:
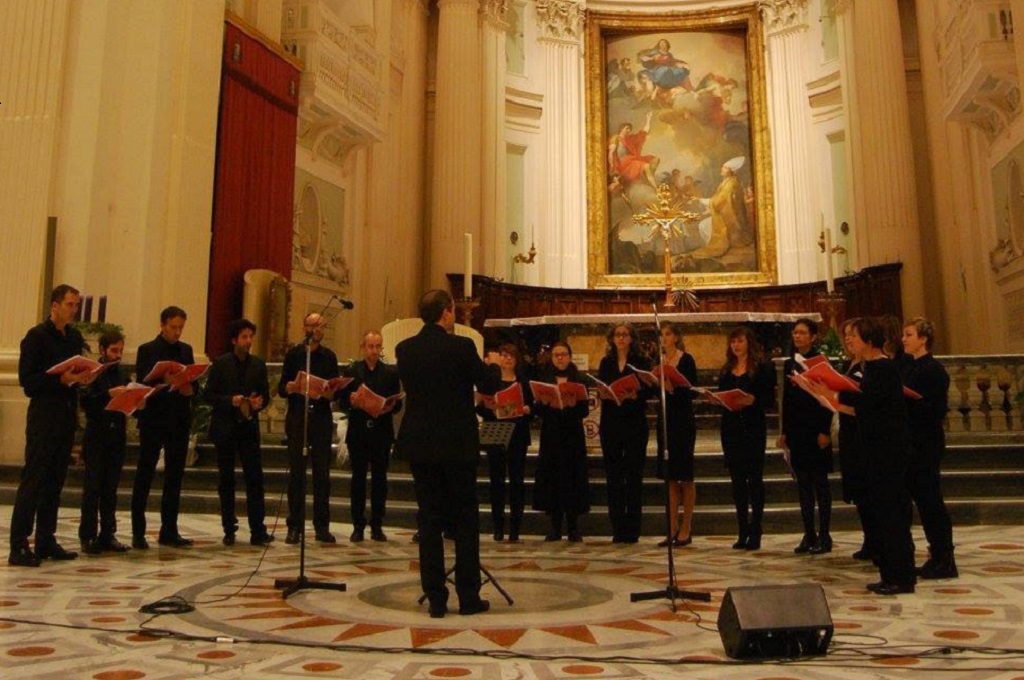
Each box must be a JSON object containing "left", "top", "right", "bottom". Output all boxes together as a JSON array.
[{"left": 717, "top": 584, "right": 833, "bottom": 659}]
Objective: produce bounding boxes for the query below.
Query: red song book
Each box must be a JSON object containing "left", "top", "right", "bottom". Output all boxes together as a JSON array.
[
  {"left": 142, "top": 361, "right": 210, "bottom": 391},
  {"left": 588, "top": 373, "right": 641, "bottom": 406},
  {"left": 789, "top": 371, "right": 839, "bottom": 413},
  {"left": 651, "top": 363, "right": 694, "bottom": 389},
  {"left": 290, "top": 371, "right": 353, "bottom": 400},
  {"left": 105, "top": 382, "right": 166, "bottom": 416},
  {"left": 529, "top": 380, "right": 588, "bottom": 410},
  {"left": 627, "top": 364, "right": 660, "bottom": 388},
  {"left": 493, "top": 382, "right": 526, "bottom": 420},
  {"left": 46, "top": 356, "right": 117, "bottom": 384},
  {"left": 695, "top": 388, "right": 753, "bottom": 412},
  {"left": 353, "top": 382, "right": 403, "bottom": 418},
  {"left": 799, "top": 359, "right": 861, "bottom": 393},
  {"left": 902, "top": 385, "right": 923, "bottom": 400}
]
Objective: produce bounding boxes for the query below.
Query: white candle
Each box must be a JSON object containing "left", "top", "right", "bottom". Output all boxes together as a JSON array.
[
  {"left": 824, "top": 226, "right": 835, "bottom": 294},
  {"left": 464, "top": 232, "right": 473, "bottom": 298}
]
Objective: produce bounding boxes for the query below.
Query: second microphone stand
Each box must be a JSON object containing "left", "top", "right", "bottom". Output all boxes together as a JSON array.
[{"left": 629, "top": 301, "right": 710, "bottom": 611}]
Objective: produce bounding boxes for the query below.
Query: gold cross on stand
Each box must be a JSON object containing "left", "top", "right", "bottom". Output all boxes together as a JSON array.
[{"left": 632, "top": 183, "right": 703, "bottom": 309}]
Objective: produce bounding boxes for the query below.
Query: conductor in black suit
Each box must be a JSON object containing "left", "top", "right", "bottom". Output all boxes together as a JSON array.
[
  {"left": 205, "top": 319, "right": 274, "bottom": 547},
  {"left": 395, "top": 289, "right": 491, "bottom": 619}
]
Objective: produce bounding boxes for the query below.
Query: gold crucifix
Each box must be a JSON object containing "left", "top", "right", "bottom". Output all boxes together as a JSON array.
[{"left": 632, "top": 183, "right": 703, "bottom": 308}]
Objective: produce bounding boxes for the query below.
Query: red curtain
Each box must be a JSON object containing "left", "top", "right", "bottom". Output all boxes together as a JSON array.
[{"left": 207, "top": 21, "right": 299, "bottom": 357}]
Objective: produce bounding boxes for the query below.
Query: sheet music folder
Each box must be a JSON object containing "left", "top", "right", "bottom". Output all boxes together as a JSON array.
[{"left": 479, "top": 421, "right": 516, "bottom": 451}]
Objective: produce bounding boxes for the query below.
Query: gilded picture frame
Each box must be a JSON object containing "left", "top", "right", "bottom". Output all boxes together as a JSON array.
[{"left": 586, "top": 7, "right": 776, "bottom": 289}]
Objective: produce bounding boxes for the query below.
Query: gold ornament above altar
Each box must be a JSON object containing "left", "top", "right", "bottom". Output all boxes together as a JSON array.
[{"left": 632, "top": 183, "right": 702, "bottom": 310}]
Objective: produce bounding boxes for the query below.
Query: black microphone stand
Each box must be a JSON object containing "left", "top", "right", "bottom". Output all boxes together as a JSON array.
[
  {"left": 629, "top": 298, "right": 709, "bottom": 610},
  {"left": 275, "top": 298, "right": 349, "bottom": 599}
]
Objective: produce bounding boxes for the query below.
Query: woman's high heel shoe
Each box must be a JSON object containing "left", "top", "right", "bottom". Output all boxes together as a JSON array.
[{"left": 673, "top": 535, "right": 692, "bottom": 547}]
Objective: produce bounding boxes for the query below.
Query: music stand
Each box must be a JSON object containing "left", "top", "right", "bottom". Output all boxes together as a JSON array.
[
  {"left": 416, "top": 420, "right": 516, "bottom": 607},
  {"left": 275, "top": 308, "right": 347, "bottom": 599}
]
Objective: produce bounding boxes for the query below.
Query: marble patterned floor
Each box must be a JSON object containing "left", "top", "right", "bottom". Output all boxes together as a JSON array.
[{"left": 2, "top": 508, "right": 1024, "bottom": 679}]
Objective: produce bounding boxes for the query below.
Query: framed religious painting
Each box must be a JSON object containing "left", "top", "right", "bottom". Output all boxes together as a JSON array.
[{"left": 585, "top": 6, "right": 777, "bottom": 289}]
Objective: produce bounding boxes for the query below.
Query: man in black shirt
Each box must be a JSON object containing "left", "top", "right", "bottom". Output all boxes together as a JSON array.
[
  {"left": 205, "top": 319, "right": 273, "bottom": 547},
  {"left": 132, "top": 306, "right": 198, "bottom": 549},
  {"left": 278, "top": 312, "right": 341, "bottom": 545},
  {"left": 79, "top": 329, "right": 132, "bottom": 555},
  {"left": 339, "top": 330, "right": 402, "bottom": 543},
  {"left": 10, "top": 284, "right": 94, "bottom": 567}
]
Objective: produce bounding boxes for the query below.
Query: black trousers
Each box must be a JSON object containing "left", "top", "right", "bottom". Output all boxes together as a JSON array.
[
  {"left": 349, "top": 434, "right": 391, "bottom": 530},
  {"left": 907, "top": 445, "right": 954, "bottom": 556},
  {"left": 285, "top": 411, "right": 333, "bottom": 532},
  {"left": 868, "top": 472, "right": 916, "bottom": 586},
  {"left": 215, "top": 430, "right": 267, "bottom": 537},
  {"left": 411, "top": 461, "right": 481, "bottom": 608},
  {"left": 727, "top": 457, "right": 766, "bottom": 538},
  {"left": 600, "top": 428, "right": 647, "bottom": 541},
  {"left": 10, "top": 398, "right": 76, "bottom": 550},
  {"left": 794, "top": 465, "right": 831, "bottom": 539},
  {"left": 132, "top": 424, "right": 189, "bottom": 539},
  {"left": 486, "top": 438, "right": 528, "bottom": 534},
  {"left": 79, "top": 422, "right": 126, "bottom": 542}
]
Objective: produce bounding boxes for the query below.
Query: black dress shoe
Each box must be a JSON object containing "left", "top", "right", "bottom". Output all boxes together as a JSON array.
[
  {"left": 37, "top": 543, "right": 78, "bottom": 560},
  {"left": 459, "top": 599, "right": 490, "bottom": 616},
  {"left": 809, "top": 536, "right": 832, "bottom": 554},
  {"left": 852, "top": 547, "right": 877, "bottom": 561},
  {"left": 508, "top": 532, "right": 520, "bottom": 543},
  {"left": 250, "top": 533, "right": 275, "bottom": 547},
  {"left": 567, "top": 531, "right": 583, "bottom": 543},
  {"left": 285, "top": 529, "right": 301, "bottom": 545},
  {"left": 868, "top": 581, "right": 915, "bottom": 595},
  {"left": 429, "top": 603, "right": 448, "bottom": 619},
  {"left": 8, "top": 546, "right": 41, "bottom": 567},
  {"left": 544, "top": 532, "right": 561, "bottom": 542},
  {"left": 370, "top": 527, "right": 387, "bottom": 542},
  {"left": 101, "top": 538, "right": 131, "bottom": 553},
  {"left": 222, "top": 534, "right": 236, "bottom": 546},
  {"left": 411, "top": 532, "right": 420, "bottom": 543},
  {"left": 732, "top": 535, "right": 748, "bottom": 550},
  {"left": 920, "top": 553, "right": 959, "bottom": 580},
  {"left": 744, "top": 534, "right": 762, "bottom": 550},
  {"left": 315, "top": 530, "right": 337, "bottom": 544},
  {"left": 82, "top": 538, "right": 104, "bottom": 556},
  {"left": 158, "top": 534, "right": 194, "bottom": 548},
  {"left": 492, "top": 529, "right": 504, "bottom": 542},
  {"left": 794, "top": 535, "right": 817, "bottom": 554},
  {"left": 350, "top": 527, "right": 365, "bottom": 543},
  {"left": 132, "top": 535, "right": 150, "bottom": 550}
]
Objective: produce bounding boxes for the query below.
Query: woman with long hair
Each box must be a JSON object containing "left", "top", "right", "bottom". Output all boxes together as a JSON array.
[
  {"left": 532, "top": 341, "right": 591, "bottom": 542},
  {"left": 476, "top": 342, "right": 532, "bottom": 542},
  {"left": 655, "top": 323, "right": 698, "bottom": 547},
  {"left": 778, "top": 318, "right": 835, "bottom": 554},
  {"left": 597, "top": 323, "right": 653, "bottom": 544},
  {"left": 717, "top": 327, "right": 775, "bottom": 550}
]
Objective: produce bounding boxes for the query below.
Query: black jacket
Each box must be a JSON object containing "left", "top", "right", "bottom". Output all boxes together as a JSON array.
[
  {"left": 338, "top": 359, "right": 402, "bottom": 445},
  {"left": 19, "top": 319, "right": 86, "bottom": 404},
  {"left": 205, "top": 351, "right": 271, "bottom": 445},
  {"left": 135, "top": 334, "right": 196, "bottom": 430}
]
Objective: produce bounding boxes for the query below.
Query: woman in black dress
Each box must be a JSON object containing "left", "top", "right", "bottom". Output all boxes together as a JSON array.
[
  {"left": 654, "top": 323, "right": 698, "bottom": 547},
  {"left": 717, "top": 327, "right": 775, "bottom": 550},
  {"left": 778, "top": 318, "right": 834, "bottom": 554},
  {"left": 815, "top": 317, "right": 915, "bottom": 595},
  {"left": 837, "top": 319, "right": 875, "bottom": 561},
  {"left": 597, "top": 324, "right": 653, "bottom": 544},
  {"left": 532, "top": 341, "right": 590, "bottom": 542},
  {"left": 476, "top": 342, "right": 532, "bottom": 542}
]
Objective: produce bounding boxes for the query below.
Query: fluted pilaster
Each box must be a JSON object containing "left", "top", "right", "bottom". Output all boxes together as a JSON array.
[
  {"left": 429, "top": 0, "right": 483, "bottom": 288},
  {"left": 481, "top": 1, "right": 509, "bottom": 281},
  {"left": 536, "top": 0, "right": 586, "bottom": 287},
  {"left": 759, "top": 0, "right": 817, "bottom": 284},
  {"left": 0, "top": 1, "right": 68, "bottom": 355},
  {"left": 837, "top": 0, "right": 925, "bottom": 314}
]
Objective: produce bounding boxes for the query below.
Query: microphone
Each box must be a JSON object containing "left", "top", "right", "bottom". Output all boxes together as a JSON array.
[
  {"left": 649, "top": 292, "right": 659, "bottom": 305},
  {"left": 333, "top": 296, "right": 355, "bottom": 310}
]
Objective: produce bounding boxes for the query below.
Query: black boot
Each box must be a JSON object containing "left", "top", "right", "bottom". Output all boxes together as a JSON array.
[
  {"left": 545, "top": 514, "right": 562, "bottom": 541},
  {"left": 920, "top": 548, "right": 959, "bottom": 579}
]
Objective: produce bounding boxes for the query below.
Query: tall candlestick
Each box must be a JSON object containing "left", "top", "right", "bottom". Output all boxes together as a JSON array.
[
  {"left": 83, "top": 295, "right": 93, "bottom": 323},
  {"left": 464, "top": 232, "right": 473, "bottom": 299},
  {"left": 97, "top": 295, "right": 107, "bottom": 323},
  {"left": 824, "top": 226, "right": 835, "bottom": 294}
]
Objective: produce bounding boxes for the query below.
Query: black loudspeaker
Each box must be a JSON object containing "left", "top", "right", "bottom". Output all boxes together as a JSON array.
[{"left": 717, "top": 584, "right": 833, "bottom": 659}]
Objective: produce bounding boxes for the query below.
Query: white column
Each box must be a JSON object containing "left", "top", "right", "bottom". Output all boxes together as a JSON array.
[
  {"left": 481, "top": 1, "right": 509, "bottom": 281},
  {"left": 535, "top": 0, "right": 586, "bottom": 288},
  {"left": 0, "top": 1, "right": 70, "bottom": 464},
  {"left": 836, "top": 0, "right": 925, "bottom": 315},
  {"left": 759, "top": 0, "right": 818, "bottom": 285},
  {"left": 428, "top": 0, "right": 483, "bottom": 289}
]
